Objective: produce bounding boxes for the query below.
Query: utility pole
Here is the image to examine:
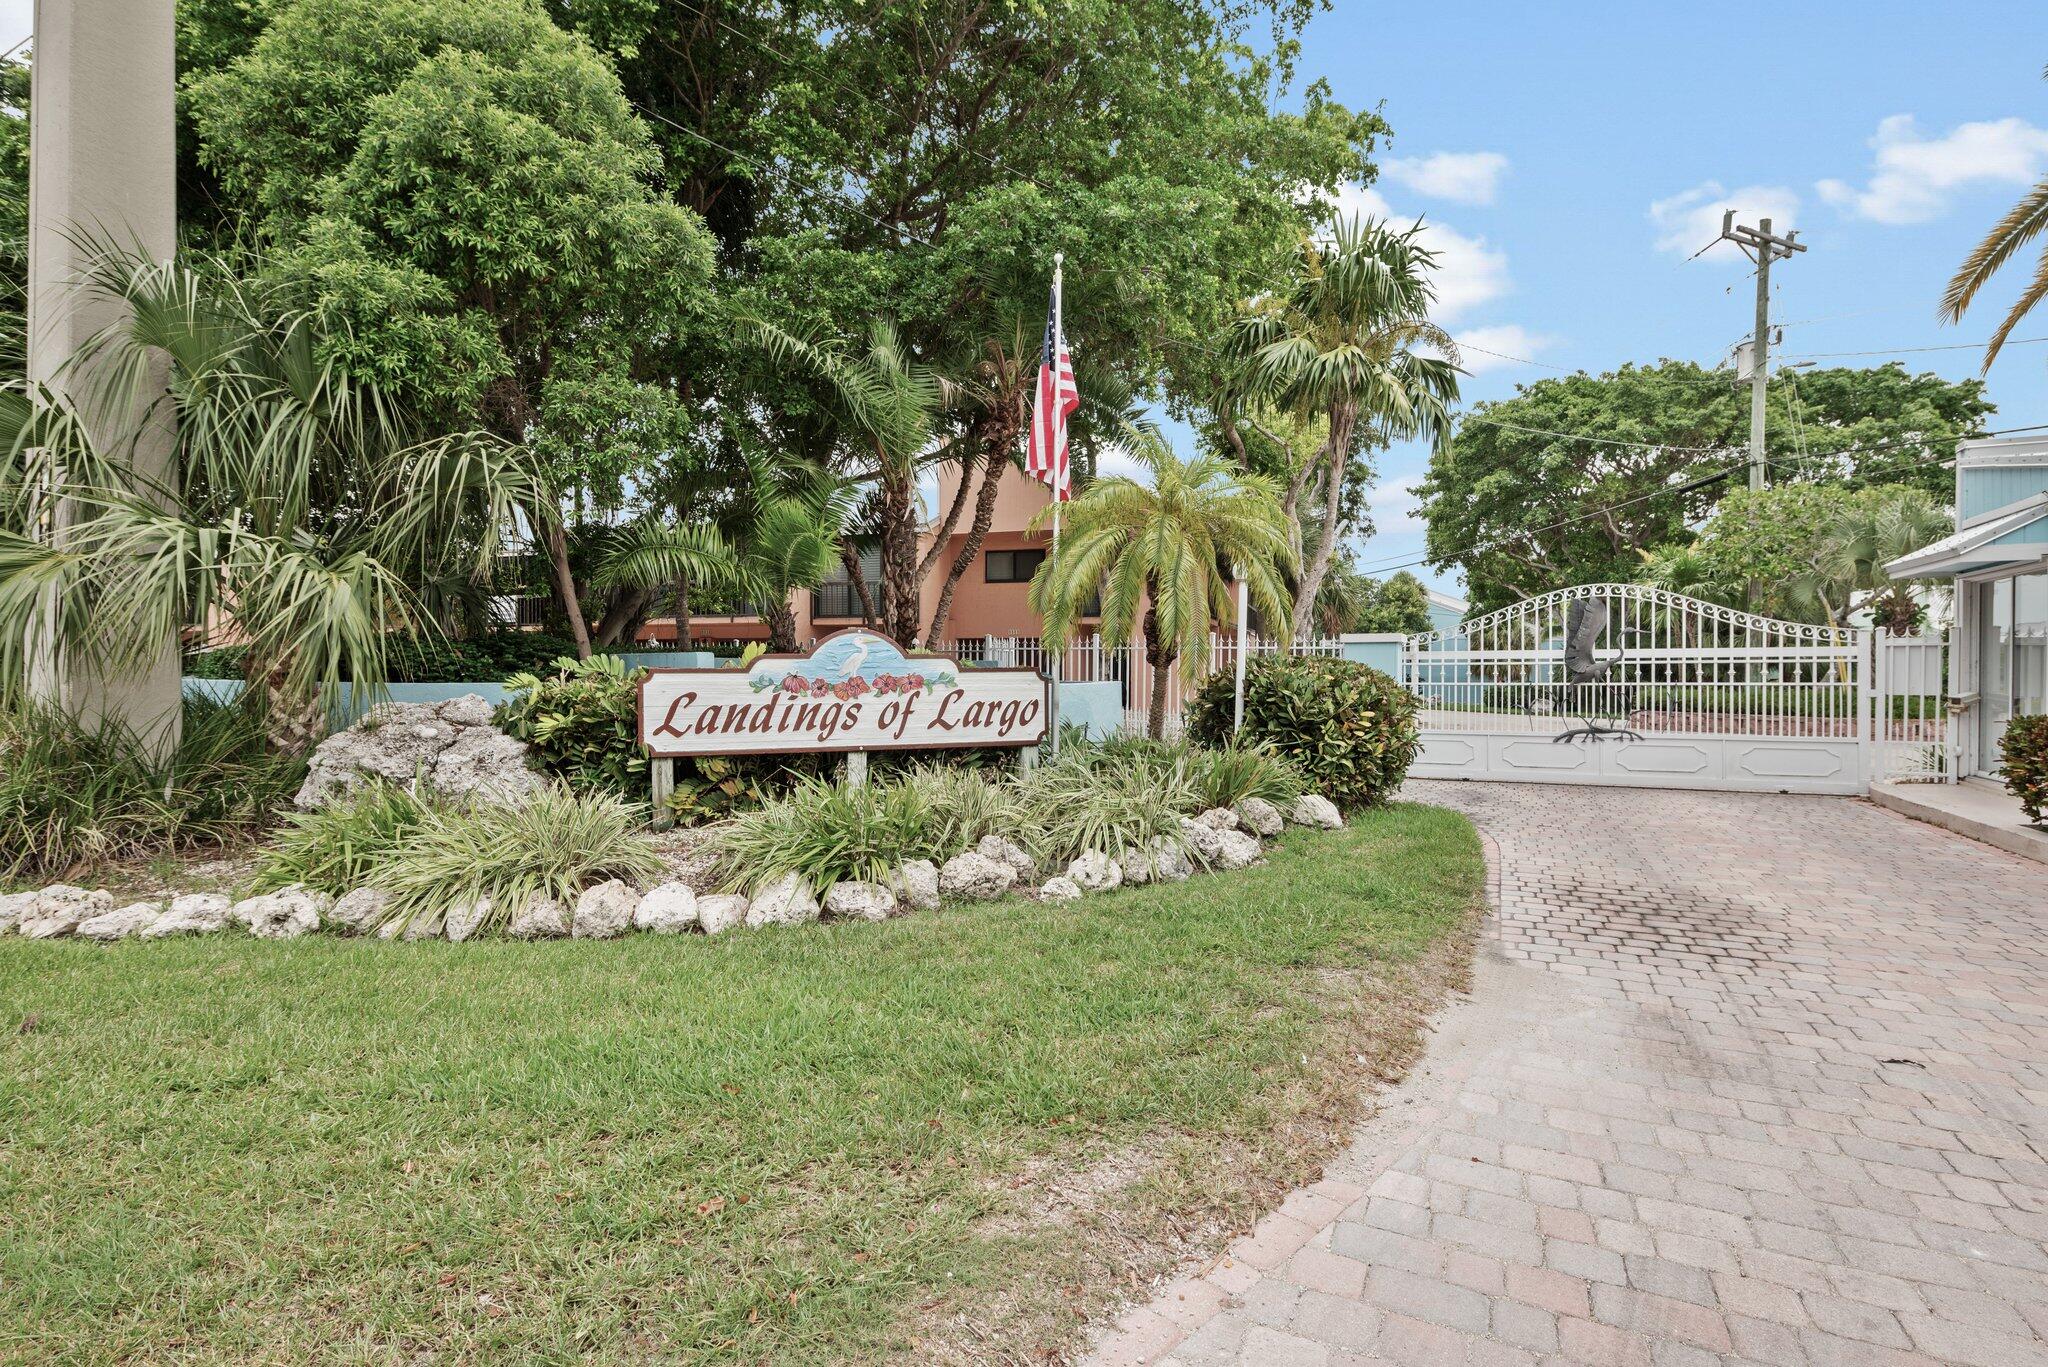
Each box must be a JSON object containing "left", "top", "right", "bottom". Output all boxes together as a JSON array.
[{"left": 1717, "top": 212, "right": 1807, "bottom": 493}]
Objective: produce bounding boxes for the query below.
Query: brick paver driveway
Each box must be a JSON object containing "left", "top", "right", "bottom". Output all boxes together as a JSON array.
[{"left": 1086, "top": 783, "right": 2048, "bottom": 1366}]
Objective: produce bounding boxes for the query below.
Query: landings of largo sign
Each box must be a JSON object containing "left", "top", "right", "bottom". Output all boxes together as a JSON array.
[{"left": 637, "top": 629, "right": 1050, "bottom": 758}]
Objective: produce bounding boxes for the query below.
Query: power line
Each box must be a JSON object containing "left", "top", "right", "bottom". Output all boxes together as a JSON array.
[{"left": 1777, "top": 336, "right": 2048, "bottom": 360}]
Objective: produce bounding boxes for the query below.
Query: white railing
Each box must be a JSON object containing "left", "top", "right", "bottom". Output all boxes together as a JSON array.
[
  {"left": 939, "top": 633, "right": 1342, "bottom": 734},
  {"left": 1401, "top": 583, "right": 1870, "bottom": 741},
  {"left": 1872, "top": 631, "right": 1952, "bottom": 783}
]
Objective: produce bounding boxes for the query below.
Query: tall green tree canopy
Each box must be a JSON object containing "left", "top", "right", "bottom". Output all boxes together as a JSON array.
[{"left": 1414, "top": 360, "right": 1992, "bottom": 613}]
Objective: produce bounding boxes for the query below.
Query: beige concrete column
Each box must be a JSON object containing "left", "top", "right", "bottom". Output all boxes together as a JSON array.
[{"left": 25, "top": 0, "right": 180, "bottom": 749}]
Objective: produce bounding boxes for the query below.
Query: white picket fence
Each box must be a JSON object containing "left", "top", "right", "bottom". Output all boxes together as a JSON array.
[{"left": 933, "top": 634, "right": 1343, "bottom": 735}]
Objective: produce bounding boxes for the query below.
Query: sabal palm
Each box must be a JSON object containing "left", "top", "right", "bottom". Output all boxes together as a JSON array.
[
  {"left": 0, "top": 246, "right": 547, "bottom": 749},
  {"left": 747, "top": 317, "right": 956, "bottom": 643},
  {"left": 1029, "top": 440, "right": 1293, "bottom": 738},
  {"left": 1944, "top": 68, "right": 2048, "bottom": 370},
  {"left": 1227, "top": 216, "right": 1461, "bottom": 642}
]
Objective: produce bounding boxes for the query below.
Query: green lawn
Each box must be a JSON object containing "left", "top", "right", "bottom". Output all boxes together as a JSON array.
[{"left": 0, "top": 804, "right": 1481, "bottom": 1365}]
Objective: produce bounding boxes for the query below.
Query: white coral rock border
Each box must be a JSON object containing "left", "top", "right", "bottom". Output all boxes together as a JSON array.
[{"left": 1, "top": 792, "right": 1345, "bottom": 945}]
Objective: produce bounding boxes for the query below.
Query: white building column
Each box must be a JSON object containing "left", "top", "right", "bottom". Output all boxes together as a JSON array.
[{"left": 25, "top": 0, "right": 180, "bottom": 747}]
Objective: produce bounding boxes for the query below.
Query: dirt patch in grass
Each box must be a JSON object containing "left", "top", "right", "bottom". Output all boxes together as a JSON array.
[{"left": 912, "top": 915, "right": 1479, "bottom": 1364}]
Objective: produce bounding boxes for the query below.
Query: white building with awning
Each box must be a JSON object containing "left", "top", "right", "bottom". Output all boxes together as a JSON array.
[{"left": 1887, "top": 435, "right": 2048, "bottom": 780}]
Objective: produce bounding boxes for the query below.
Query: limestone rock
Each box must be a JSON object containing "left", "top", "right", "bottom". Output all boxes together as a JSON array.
[
  {"left": 1208, "top": 827, "right": 1263, "bottom": 871},
  {"left": 890, "top": 860, "right": 941, "bottom": 912},
  {"left": 1234, "top": 796, "right": 1285, "bottom": 837},
  {"left": 571, "top": 880, "right": 638, "bottom": 939},
  {"left": 1120, "top": 838, "right": 1192, "bottom": 885},
  {"left": 1196, "top": 807, "right": 1243, "bottom": 832},
  {"left": 939, "top": 851, "right": 1015, "bottom": 900},
  {"left": 17, "top": 885, "right": 115, "bottom": 940},
  {"left": 234, "top": 885, "right": 329, "bottom": 940},
  {"left": 0, "top": 890, "right": 36, "bottom": 934},
  {"left": 696, "top": 894, "right": 749, "bottom": 936},
  {"left": 975, "top": 834, "right": 1036, "bottom": 879},
  {"left": 1039, "top": 876, "right": 1083, "bottom": 901},
  {"left": 822, "top": 880, "right": 896, "bottom": 922},
  {"left": 1288, "top": 794, "right": 1343, "bottom": 830},
  {"left": 634, "top": 882, "right": 700, "bottom": 934},
  {"left": 141, "top": 893, "right": 234, "bottom": 939},
  {"left": 1066, "top": 850, "right": 1123, "bottom": 893},
  {"left": 746, "top": 873, "right": 821, "bottom": 929},
  {"left": 430, "top": 727, "right": 544, "bottom": 806},
  {"left": 1178, "top": 816, "right": 1228, "bottom": 866},
  {"left": 444, "top": 898, "right": 492, "bottom": 943},
  {"left": 402, "top": 908, "right": 445, "bottom": 941},
  {"left": 327, "top": 887, "right": 391, "bottom": 934},
  {"left": 509, "top": 894, "right": 569, "bottom": 940},
  {"left": 295, "top": 698, "right": 540, "bottom": 810},
  {"left": 436, "top": 693, "right": 497, "bottom": 729},
  {"left": 77, "top": 901, "right": 165, "bottom": 941}
]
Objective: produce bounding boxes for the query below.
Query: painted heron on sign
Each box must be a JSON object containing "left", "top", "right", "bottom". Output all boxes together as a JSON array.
[{"left": 1553, "top": 596, "right": 1646, "bottom": 743}]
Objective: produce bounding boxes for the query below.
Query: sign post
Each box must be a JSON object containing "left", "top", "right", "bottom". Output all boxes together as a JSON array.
[{"left": 639, "top": 630, "right": 1051, "bottom": 775}]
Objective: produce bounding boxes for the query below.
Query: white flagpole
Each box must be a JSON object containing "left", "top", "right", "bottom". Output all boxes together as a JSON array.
[{"left": 1049, "top": 251, "right": 1064, "bottom": 758}]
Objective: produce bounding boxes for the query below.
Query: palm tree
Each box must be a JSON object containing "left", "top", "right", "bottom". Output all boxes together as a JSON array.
[
  {"left": 0, "top": 245, "right": 547, "bottom": 750},
  {"left": 1807, "top": 488, "right": 1952, "bottom": 635},
  {"left": 1226, "top": 216, "right": 1461, "bottom": 643},
  {"left": 746, "top": 318, "right": 959, "bottom": 644},
  {"left": 1028, "top": 439, "right": 1293, "bottom": 738},
  {"left": 1944, "top": 68, "right": 2048, "bottom": 369}
]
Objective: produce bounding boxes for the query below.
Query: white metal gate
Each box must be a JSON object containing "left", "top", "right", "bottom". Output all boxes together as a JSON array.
[
  {"left": 1872, "top": 630, "right": 1953, "bottom": 784},
  {"left": 1402, "top": 584, "right": 1874, "bottom": 795}
]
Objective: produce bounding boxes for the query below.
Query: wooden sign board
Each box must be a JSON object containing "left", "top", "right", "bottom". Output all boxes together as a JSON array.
[{"left": 637, "top": 629, "right": 1050, "bottom": 757}]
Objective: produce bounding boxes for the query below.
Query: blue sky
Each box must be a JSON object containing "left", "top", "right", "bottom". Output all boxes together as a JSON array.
[
  {"left": 12, "top": 2, "right": 2048, "bottom": 608},
  {"left": 1277, "top": 0, "right": 2048, "bottom": 601}
]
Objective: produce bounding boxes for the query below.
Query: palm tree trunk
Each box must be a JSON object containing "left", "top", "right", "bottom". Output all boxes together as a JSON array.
[
  {"left": 672, "top": 569, "right": 691, "bottom": 648},
  {"left": 543, "top": 519, "right": 593, "bottom": 660},
  {"left": 1290, "top": 406, "right": 1355, "bottom": 644},
  {"left": 926, "top": 393, "right": 1023, "bottom": 646},
  {"left": 880, "top": 472, "right": 920, "bottom": 644},
  {"left": 249, "top": 654, "right": 324, "bottom": 755},
  {"left": 838, "top": 541, "right": 879, "bottom": 627},
  {"left": 766, "top": 601, "right": 799, "bottom": 653},
  {"left": 1143, "top": 608, "right": 1175, "bottom": 740}
]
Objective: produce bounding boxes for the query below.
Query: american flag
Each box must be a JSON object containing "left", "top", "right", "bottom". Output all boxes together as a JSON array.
[{"left": 1025, "top": 272, "right": 1078, "bottom": 502}]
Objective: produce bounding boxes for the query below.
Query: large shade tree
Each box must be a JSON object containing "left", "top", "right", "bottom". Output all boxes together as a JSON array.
[
  {"left": 186, "top": 0, "right": 718, "bottom": 659},
  {"left": 1225, "top": 217, "right": 1461, "bottom": 642},
  {"left": 1029, "top": 440, "right": 1292, "bottom": 738},
  {"left": 1416, "top": 361, "right": 1993, "bottom": 613}
]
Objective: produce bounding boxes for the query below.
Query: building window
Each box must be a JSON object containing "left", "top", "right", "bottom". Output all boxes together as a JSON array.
[{"left": 985, "top": 549, "right": 1046, "bottom": 584}]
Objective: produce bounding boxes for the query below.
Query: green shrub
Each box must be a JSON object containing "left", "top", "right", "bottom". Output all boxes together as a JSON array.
[
  {"left": 714, "top": 777, "right": 942, "bottom": 895},
  {"left": 0, "top": 696, "right": 303, "bottom": 881},
  {"left": 374, "top": 786, "right": 663, "bottom": 935},
  {"left": 252, "top": 783, "right": 438, "bottom": 895},
  {"left": 2000, "top": 714, "right": 2048, "bottom": 828},
  {"left": 1015, "top": 753, "right": 1192, "bottom": 865},
  {"left": 185, "top": 631, "right": 584, "bottom": 685},
  {"left": 667, "top": 752, "right": 832, "bottom": 826},
  {"left": 1185, "top": 655, "right": 1419, "bottom": 811},
  {"left": 498, "top": 655, "right": 649, "bottom": 796},
  {"left": 1185, "top": 740, "right": 1306, "bottom": 810}
]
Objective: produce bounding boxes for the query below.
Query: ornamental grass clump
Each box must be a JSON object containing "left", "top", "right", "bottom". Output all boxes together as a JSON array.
[
  {"left": 252, "top": 782, "right": 439, "bottom": 895},
  {"left": 0, "top": 696, "right": 302, "bottom": 880},
  {"left": 714, "top": 777, "right": 941, "bottom": 896},
  {"left": 898, "top": 763, "right": 1026, "bottom": 854},
  {"left": 373, "top": 786, "right": 662, "bottom": 936},
  {"left": 1015, "top": 753, "right": 1193, "bottom": 866},
  {"left": 1999, "top": 714, "right": 2048, "bottom": 828},
  {"left": 1184, "top": 740, "right": 1306, "bottom": 810}
]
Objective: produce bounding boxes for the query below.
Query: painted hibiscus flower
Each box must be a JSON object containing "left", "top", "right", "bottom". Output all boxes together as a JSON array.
[{"left": 810, "top": 678, "right": 832, "bottom": 697}]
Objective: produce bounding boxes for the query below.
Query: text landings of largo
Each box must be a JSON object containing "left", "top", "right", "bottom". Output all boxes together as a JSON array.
[{"left": 637, "top": 630, "right": 1051, "bottom": 757}]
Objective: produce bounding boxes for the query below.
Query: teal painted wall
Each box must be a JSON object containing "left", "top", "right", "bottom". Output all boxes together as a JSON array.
[
  {"left": 1960, "top": 464, "right": 2048, "bottom": 523},
  {"left": 1339, "top": 637, "right": 1406, "bottom": 675},
  {"left": 1055, "top": 681, "right": 1123, "bottom": 740}
]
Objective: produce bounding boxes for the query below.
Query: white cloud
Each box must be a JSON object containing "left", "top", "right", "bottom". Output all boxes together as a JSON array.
[
  {"left": 1382, "top": 151, "right": 1510, "bottom": 206},
  {"left": 1330, "top": 185, "right": 1510, "bottom": 323},
  {"left": 1450, "top": 324, "right": 1559, "bottom": 374},
  {"left": 1818, "top": 114, "right": 2048, "bottom": 224},
  {"left": 1648, "top": 180, "right": 1801, "bottom": 258},
  {"left": 1365, "top": 483, "right": 1424, "bottom": 538}
]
